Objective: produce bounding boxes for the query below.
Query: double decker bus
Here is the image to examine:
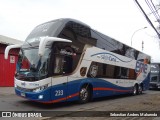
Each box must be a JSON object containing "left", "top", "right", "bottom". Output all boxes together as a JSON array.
[{"left": 5, "top": 18, "right": 151, "bottom": 104}]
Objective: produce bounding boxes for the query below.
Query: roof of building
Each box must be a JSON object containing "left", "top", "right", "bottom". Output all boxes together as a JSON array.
[{"left": 0, "top": 35, "right": 23, "bottom": 45}]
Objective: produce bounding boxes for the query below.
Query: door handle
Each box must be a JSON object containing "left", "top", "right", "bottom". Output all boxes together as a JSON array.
[{"left": 62, "top": 82, "right": 67, "bottom": 85}]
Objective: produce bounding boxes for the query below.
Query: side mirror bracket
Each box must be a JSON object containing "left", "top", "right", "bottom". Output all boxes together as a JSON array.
[
  {"left": 38, "top": 37, "right": 72, "bottom": 57},
  {"left": 4, "top": 44, "right": 22, "bottom": 59}
]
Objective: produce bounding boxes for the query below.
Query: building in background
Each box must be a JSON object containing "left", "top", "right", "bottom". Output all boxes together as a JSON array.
[{"left": 0, "top": 35, "right": 23, "bottom": 87}]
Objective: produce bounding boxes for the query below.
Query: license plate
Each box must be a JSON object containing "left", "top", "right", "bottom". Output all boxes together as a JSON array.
[{"left": 21, "top": 92, "right": 25, "bottom": 97}]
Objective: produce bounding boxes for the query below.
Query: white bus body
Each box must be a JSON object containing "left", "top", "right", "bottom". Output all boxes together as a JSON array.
[{"left": 5, "top": 18, "right": 151, "bottom": 104}]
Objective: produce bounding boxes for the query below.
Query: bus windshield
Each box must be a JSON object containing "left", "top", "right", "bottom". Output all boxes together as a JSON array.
[
  {"left": 15, "top": 47, "right": 51, "bottom": 81},
  {"left": 25, "top": 20, "right": 63, "bottom": 43}
]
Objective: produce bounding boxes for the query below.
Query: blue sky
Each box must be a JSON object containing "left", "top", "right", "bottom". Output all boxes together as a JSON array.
[{"left": 0, "top": 0, "right": 160, "bottom": 62}]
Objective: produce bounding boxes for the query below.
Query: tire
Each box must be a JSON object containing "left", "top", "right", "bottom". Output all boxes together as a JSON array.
[
  {"left": 133, "top": 84, "right": 138, "bottom": 95},
  {"left": 138, "top": 85, "right": 143, "bottom": 94},
  {"left": 78, "top": 85, "right": 91, "bottom": 104}
]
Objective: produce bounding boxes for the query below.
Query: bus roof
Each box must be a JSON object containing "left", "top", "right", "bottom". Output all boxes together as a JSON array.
[
  {"left": 27, "top": 18, "right": 150, "bottom": 60},
  {"left": 38, "top": 18, "right": 91, "bottom": 29}
]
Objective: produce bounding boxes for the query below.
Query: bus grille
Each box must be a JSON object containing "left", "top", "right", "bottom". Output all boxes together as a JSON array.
[{"left": 16, "top": 86, "right": 33, "bottom": 92}]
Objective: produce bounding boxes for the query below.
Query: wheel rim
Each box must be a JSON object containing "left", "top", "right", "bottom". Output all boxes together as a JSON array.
[
  {"left": 133, "top": 86, "right": 137, "bottom": 95},
  {"left": 80, "top": 88, "right": 88, "bottom": 101},
  {"left": 139, "top": 86, "right": 142, "bottom": 94}
]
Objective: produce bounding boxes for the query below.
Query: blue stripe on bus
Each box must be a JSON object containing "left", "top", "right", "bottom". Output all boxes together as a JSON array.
[
  {"left": 15, "top": 87, "right": 52, "bottom": 102},
  {"left": 15, "top": 74, "right": 150, "bottom": 103},
  {"left": 91, "top": 52, "right": 132, "bottom": 62}
]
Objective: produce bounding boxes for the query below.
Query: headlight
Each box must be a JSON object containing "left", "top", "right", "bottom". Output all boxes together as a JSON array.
[
  {"left": 15, "top": 83, "right": 17, "bottom": 88},
  {"left": 33, "top": 84, "right": 49, "bottom": 93}
]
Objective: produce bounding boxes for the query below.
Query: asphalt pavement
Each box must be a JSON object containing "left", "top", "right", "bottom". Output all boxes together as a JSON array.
[{"left": 0, "top": 87, "right": 15, "bottom": 95}]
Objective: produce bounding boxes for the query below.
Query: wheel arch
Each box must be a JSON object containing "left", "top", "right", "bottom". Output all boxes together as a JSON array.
[{"left": 140, "top": 83, "right": 144, "bottom": 91}]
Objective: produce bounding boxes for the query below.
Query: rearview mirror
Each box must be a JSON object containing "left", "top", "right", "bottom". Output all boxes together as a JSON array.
[
  {"left": 4, "top": 44, "right": 22, "bottom": 59},
  {"left": 38, "top": 37, "right": 72, "bottom": 57}
]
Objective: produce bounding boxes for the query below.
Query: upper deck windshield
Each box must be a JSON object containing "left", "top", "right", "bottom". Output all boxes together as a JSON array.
[
  {"left": 15, "top": 47, "right": 51, "bottom": 81},
  {"left": 25, "top": 20, "right": 63, "bottom": 43}
]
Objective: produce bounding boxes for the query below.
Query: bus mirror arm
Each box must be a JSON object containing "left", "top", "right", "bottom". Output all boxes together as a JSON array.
[
  {"left": 4, "top": 44, "right": 22, "bottom": 59},
  {"left": 38, "top": 37, "right": 72, "bottom": 57}
]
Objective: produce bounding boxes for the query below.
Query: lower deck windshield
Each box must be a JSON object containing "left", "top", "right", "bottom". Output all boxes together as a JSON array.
[
  {"left": 150, "top": 75, "right": 159, "bottom": 82},
  {"left": 15, "top": 47, "right": 51, "bottom": 81}
]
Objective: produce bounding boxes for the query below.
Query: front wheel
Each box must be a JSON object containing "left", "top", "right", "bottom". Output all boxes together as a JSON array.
[{"left": 78, "top": 85, "right": 91, "bottom": 104}]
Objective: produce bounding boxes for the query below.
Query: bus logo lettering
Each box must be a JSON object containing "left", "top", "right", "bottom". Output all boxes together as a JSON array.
[
  {"left": 135, "top": 61, "right": 147, "bottom": 74},
  {"left": 21, "top": 82, "right": 26, "bottom": 87},
  {"left": 97, "top": 54, "right": 118, "bottom": 62}
]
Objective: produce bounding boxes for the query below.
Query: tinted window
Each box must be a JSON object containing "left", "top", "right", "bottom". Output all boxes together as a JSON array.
[
  {"left": 150, "top": 76, "right": 158, "bottom": 82},
  {"left": 61, "top": 22, "right": 97, "bottom": 46},
  {"left": 26, "top": 20, "right": 63, "bottom": 42},
  {"left": 91, "top": 30, "right": 141, "bottom": 60},
  {"left": 87, "top": 62, "right": 136, "bottom": 79}
]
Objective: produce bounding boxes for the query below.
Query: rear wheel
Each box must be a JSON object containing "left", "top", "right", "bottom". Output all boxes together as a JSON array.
[
  {"left": 133, "top": 84, "right": 138, "bottom": 95},
  {"left": 138, "top": 85, "right": 143, "bottom": 94},
  {"left": 78, "top": 85, "right": 91, "bottom": 104}
]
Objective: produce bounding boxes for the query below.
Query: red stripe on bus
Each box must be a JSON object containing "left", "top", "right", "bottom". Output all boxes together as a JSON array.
[
  {"left": 93, "top": 87, "right": 132, "bottom": 92},
  {"left": 42, "top": 92, "right": 79, "bottom": 104}
]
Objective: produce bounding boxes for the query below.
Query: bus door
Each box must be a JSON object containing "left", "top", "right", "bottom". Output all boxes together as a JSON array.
[
  {"left": 51, "top": 46, "right": 75, "bottom": 102},
  {"left": 51, "top": 76, "right": 68, "bottom": 102},
  {"left": 51, "top": 54, "right": 70, "bottom": 102}
]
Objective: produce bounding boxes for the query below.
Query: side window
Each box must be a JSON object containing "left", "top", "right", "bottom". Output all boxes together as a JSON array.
[
  {"left": 87, "top": 62, "right": 136, "bottom": 79},
  {"left": 53, "top": 25, "right": 86, "bottom": 75},
  {"left": 53, "top": 56, "right": 64, "bottom": 74},
  {"left": 53, "top": 43, "right": 74, "bottom": 74},
  {"left": 59, "top": 27, "right": 76, "bottom": 41},
  {"left": 52, "top": 42, "right": 84, "bottom": 75}
]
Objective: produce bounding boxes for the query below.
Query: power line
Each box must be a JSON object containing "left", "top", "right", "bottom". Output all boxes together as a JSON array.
[
  {"left": 148, "top": 7, "right": 160, "bottom": 15},
  {"left": 145, "top": 0, "right": 160, "bottom": 24},
  {"left": 134, "top": 0, "right": 160, "bottom": 38}
]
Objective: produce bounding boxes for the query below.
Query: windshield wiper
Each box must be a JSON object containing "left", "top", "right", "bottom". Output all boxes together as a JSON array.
[{"left": 25, "top": 41, "right": 32, "bottom": 46}]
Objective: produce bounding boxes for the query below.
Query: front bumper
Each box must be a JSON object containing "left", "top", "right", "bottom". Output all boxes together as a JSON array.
[
  {"left": 149, "top": 83, "right": 160, "bottom": 89},
  {"left": 15, "top": 87, "right": 51, "bottom": 103}
]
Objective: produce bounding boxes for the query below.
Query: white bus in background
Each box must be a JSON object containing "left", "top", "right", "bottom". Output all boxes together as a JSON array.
[
  {"left": 150, "top": 63, "right": 160, "bottom": 89},
  {"left": 5, "top": 18, "right": 151, "bottom": 104}
]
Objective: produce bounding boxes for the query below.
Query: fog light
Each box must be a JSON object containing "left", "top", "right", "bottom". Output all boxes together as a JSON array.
[{"left": 38, "top": 95, "right": 43, "bottom": 99}]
